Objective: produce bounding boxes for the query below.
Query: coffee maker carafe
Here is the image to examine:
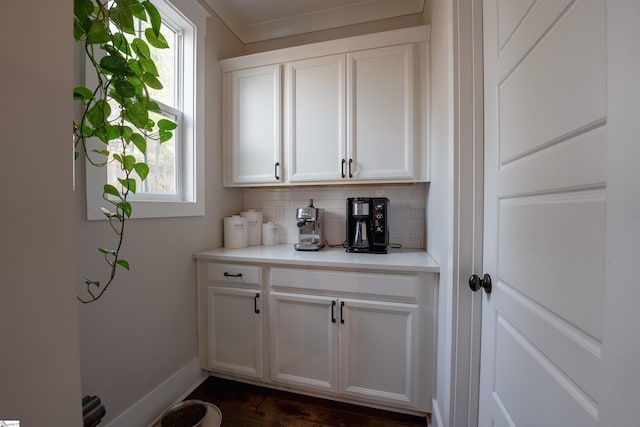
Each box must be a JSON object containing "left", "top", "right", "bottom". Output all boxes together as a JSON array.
[
  {"left": 294, "top": 199, "right": 325, "bottom": 251},
  {"left": 346, "top": 197, "right": 389, "bottom": 253}
]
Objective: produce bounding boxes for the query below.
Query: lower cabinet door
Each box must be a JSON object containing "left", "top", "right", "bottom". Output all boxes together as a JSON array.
[
  {"left": 338, "top": 298, "right": 419, "bottom": 408},
  {"left": 270, "top": 292, "right": 339, "bottom": 393},
  {"left": 208, "top": 286, "right": 263, "bottom": 378}
]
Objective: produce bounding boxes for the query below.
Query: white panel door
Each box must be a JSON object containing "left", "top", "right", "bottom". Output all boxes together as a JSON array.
[
  {"left": 480, "top": 0, "right": 606, "bottom": 426},
  {"left": 286, "top": 54, "right": 346, "bottom": 183}
]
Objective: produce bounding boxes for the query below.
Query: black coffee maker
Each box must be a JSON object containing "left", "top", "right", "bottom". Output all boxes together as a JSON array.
[{"left": 346, "top": 197, "right": 389, "bottom": 253}]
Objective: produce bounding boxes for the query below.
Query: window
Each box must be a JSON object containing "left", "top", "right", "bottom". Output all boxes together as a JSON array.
[{"left": 85, "top": 0, "right": 208, "bottom": 219}]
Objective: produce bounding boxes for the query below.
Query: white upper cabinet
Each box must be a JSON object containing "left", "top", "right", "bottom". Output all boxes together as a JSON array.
[
  {"left": 220, "top": 26, "right": 430, "bottom": 187},
  {"left": 223, "top": 64, "right": 282, "bottom": 186},
  {"left": 347, "top": 44, "right": 415, "bottom": 181},
  {"left": 286, "top": 54, "right": 346, "bottom": 183}
]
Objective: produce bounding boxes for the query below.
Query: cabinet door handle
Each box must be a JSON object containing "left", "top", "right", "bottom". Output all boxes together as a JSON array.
[
  {"left": 341, "top": 159, "right": 346, "bottom": 178},
  {"left": 254, "top": 293, "right": 260, "bottom": 314},
  {"left": 340, "top": 301, "right": 345, "bottom": 324},
  {"left": 331, "top": 300, "right": 336, "bottom": 323},
  {"left": 223, "top": 272, "right": 242, "bottom": 278},
  {"left": 348, "top": 159, "right": 353, "bottom": 178},
  {"left": 274, "top": 162, "right": 280, "bottom": 180}
]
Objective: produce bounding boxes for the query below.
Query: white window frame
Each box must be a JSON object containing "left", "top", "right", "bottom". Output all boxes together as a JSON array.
[{"left": 85, "top": 0, "right": 208, "bottom": 219}]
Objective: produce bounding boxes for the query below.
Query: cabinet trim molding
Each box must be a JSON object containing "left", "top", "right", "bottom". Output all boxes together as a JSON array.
[{"left": 220, "top": 25, "right": 431, "bottom": 71}]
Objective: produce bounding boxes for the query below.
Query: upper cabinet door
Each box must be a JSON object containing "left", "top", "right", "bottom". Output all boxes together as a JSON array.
[
  {"left": 347, "top": 44, "right": 416, "bottom": 181},
  {"left": 224, "top": 64, "right": 282, "bottom": 186},
  {"left": 286, "top": 54, "right": 346, "bottom": 183}
]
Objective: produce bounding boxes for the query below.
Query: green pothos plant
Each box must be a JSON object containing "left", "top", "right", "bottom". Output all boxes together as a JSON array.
[{"left": 73, "top": 0, "right": 176, "bottom": 303}]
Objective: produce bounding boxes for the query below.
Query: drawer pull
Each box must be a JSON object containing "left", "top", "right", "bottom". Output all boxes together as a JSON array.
[
  {"left": 223, "top": 272, "right": 243, "bottom": 278},
  {"left": 331, "top": 300, "right": 336, "bottom": 323},
  {"left": 254, "top": 293, "right": 260, "bottom": 314}
]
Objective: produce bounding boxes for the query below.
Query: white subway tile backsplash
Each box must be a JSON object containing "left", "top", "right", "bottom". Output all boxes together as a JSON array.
[{"left": 242, "top": 183, "right": 426, "bottom": 249}]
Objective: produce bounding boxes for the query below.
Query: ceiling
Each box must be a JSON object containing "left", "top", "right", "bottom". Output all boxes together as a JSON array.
[{"left": 203, "top": 0, "right": 425, "bottom": 43}]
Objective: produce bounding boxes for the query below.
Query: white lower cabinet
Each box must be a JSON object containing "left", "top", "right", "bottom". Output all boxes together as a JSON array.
[
  {"left": 198, "top": 262, "right": 264, "bottom": 380},
  {"left": 197, "top": 259, "right": 435, "bottom": 414},
  {"left": 207, "top": 286, "right": 263, "bottom": 378},
  {"left": 338, "top": 298, "right": 418, "bottom": 407},
  {"left": 270, "top": 291, "right": 418, "bottom": 408}
]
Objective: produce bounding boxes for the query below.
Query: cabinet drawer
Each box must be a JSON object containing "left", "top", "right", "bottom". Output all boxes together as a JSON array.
[
  {"left": 270, "top": 267, "right": 418, "bottom": 299},
  {"left": 207, "top": 263, "right": 261, "bottom": 285}
]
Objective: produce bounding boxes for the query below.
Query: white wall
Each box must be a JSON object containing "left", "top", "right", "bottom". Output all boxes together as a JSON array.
[
  {"left": 599, "top": 1, "right": 640, "bottom": 425},
  {"left": 73, "top": 7, "right": 245, "bottom": 425},
  {"left": 426, "top": 0, "right": 453, "bottom": 425},
  {"left": 0, "top": 0, "right": 84, "bottom": 425}
]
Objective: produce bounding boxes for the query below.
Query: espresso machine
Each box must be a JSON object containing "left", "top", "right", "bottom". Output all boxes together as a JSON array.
[
  {"left": 294, "top": 199, "right": 325, "bottom": 251},
  {"left": 346, "top": 197, "right": 389, "bottom": 253}
]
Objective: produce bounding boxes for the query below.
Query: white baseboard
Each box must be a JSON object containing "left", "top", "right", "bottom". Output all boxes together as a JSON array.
[
  {"left": 430, "top": 398, "right": 443, "bottom": 427},
  {"left": 103, "top": 358, "right": 208, "bottom": 427}
]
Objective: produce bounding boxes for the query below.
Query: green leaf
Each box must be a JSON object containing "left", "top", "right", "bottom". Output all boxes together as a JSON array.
[
  {"left": 122, "top": 126, "right": 134, "bottom": 141},
  {"left": 118, "top": 178, "right": 137, "bottom": 194},
  {"left": 77, "top": 123, "right": 94, "bottom": 137},
  {"left": 157, "top": 119, "right": 177, "bottom": 131},
  {"left": 84, "top": 278, "right": 101, "bottom": 288},
  {"left": 98, "top": 247, "right": 117, "bottom": 255},
  {"left": 100, "top": 54, "right": 134, "bottom": 76},
  {"left": 110, "top": 1, "right": 135, "bottom": 35},
  {"left": 139, "top": 58, "right": 158, "bottom": 76},
  {"left": 86, "top": 99, "right": 111, "bottom": 129},
  {"left": 159, "top": 130, "right": 173, "bottom": 143},
  {"left": 142, "top": 72, "right": 163, "bottom": 90},
  {"left": 113, "top": 79, "right": 136, "bottom": 97},
  {"left": 125, "top": 102, "right": 149, "bottom": 128},
  {"left": 123, "top": 155, "right": 136, "bottom": 172},
  {"left": 132, "top": 38, "right": 151, "bottom": 59},
  {"left": 103, "top": 184, "right": 121, "bottom": 198},
  {"left": 115, "top": 259, "right": 131, "bottom": 270},
  {"left": 128, "top": 60, "right": 143, "bottom": 77},
  {"left": 143, "top": 1, "right": 162, "bottom": 37},
  {"left": 118, "top": 200, "right": 133, "bottom": 217},
  {"left": 74, "top": 0, "right": 94, "bottom": 26},
  {"left": 105, "top": 124, "right": 121, "bottom": 141},
  {"left": 73, "top": 86, "right": 93, "bottom": 100},
  {"left": 92, "top": 128, "right": 109, "bottom": 144},
  {"left": 113, "top": 33, "right": 132, "bottom": 55},
  {"left": 73, "top": 19, "right": 87, "bottom": 41},
  {"left": 134, "top": 162, "right": 149, "bottom": 181},
  {"left": 130, "top": 1, "right": 146, "bottom": 20},
  {"left": 145, "top": 27, "right": 169, "bottom": 49},
  {"left": 130, "top": 133, "right": 147, "bottom": 154},
  {"left": 86, "top": 20, "right": 110, "bottom": 44},
  {"left": 145, "top": 99, "right": 161, "bottom": 112},
  {"left": 91, "top": 149, "right": 111, "bottom": 157}
]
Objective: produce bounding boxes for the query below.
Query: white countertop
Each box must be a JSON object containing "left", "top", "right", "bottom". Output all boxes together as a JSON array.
[{"left": 193, "top": 244, "right": 439, "bottom": 273}]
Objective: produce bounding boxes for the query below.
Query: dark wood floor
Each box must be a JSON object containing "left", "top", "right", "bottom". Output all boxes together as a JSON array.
[{"left": 185, "top": 376, "right": 428, "bottom": 427}]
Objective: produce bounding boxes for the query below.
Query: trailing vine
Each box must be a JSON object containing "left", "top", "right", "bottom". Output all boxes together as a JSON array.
[{"left": 73, "top": 0, "right": 176, "bottom": 303}]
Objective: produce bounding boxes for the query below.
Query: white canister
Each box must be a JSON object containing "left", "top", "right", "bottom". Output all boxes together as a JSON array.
[
  {"left": 223, "top": 215, "right": 248, "bottom": 249},
  {"left": 262, "top": 221, "right": 280, "bottom": 246},
  {"left": 240, "top": 210, "right": 263, "bottom": 246}
]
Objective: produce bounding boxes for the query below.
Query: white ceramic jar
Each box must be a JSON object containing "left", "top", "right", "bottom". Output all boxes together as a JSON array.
[
  {"left": 262, "top": 221, "right": 280, "bottom": 246},
  {"left": 223, "top": 215, "right": 248, "bottom": 248},
  {"left": 240, "top": 210, "right": 263, "bottom": 246}
]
